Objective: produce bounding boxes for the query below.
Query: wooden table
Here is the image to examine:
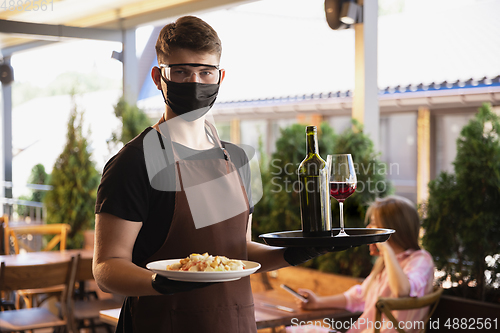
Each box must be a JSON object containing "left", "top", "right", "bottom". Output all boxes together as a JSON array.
[
  {"left": 100, "top": 308, "right": 121, "bottom": 326},
  {"left": 254, "top": 289, "right": 358, "bottom": 329},
  {"left": 0, "top": 249, "right": 95, "bottom": 308},
  {"left": 99, "top": 289, "right": 359, "bottom": 330}
]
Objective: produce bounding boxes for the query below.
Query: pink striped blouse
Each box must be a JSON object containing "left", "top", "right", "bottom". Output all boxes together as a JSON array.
[{"left": 343, "top": 249, "right": 435, "bottom": 333}]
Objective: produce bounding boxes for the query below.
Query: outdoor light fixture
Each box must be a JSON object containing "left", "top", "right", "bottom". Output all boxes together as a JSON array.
[
  {"left": 325, "top": 0, "right": 349, "bottom": 30},
  {"left": 325, "top": 0, "right": 362, "bottom": 30},
  {"left": 340, "top": 0, "right": 362, "bottom": 25},
  {"left": 0, "top": 61, "right": 14, "bottom": 85}
]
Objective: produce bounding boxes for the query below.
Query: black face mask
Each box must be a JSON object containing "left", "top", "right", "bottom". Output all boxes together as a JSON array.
[{"left": 161, "top": 80, "right": 219, "bottom": 122}]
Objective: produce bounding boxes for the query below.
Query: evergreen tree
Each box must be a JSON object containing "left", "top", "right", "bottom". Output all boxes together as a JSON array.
[
  {"left": 44, "top": 100, "right": 100, "bottom": 249},
  {"left": 16, "top": 164, "right": 48, "bottom": 218},
  {"left": 422, "top": 103, "right": 500, "bottom": 301},
  {"left": 28, "top": 164, "right": 49, "bottom": 203},
  {"left": 110, "top": 97, "right": 152, "bottom": 145}
]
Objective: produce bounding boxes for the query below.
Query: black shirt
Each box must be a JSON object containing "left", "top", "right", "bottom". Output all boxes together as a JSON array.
[{"left": 95, "top": 127, "right": 253, "bottom": 265}]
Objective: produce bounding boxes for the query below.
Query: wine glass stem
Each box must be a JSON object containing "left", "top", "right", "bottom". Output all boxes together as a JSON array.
[{"left": 339, "top": 201, "right": 344, "bottom": 233}]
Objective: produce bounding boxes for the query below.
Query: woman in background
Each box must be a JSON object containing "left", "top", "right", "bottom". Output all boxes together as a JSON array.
[{"left": 297, "top": 195, "right": 435, "bottom": 333}]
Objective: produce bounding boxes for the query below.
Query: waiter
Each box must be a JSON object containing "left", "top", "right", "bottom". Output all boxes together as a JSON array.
[{"left": 93, "top": 16, "right": 331, "bottom": 333}]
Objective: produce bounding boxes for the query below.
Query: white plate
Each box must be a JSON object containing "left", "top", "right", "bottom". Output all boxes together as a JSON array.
[{"left": 146, "top": 259, "right": 261, "bottom": 282}]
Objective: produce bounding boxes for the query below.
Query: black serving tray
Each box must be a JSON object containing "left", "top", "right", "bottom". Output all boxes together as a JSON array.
[{"left": 259, "top": 228, "right": 394, "bottom": 248}]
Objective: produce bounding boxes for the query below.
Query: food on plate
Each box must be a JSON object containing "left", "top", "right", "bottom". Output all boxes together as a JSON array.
[{"left": 166, "top": 253, "right": 245, "bottom": 272}]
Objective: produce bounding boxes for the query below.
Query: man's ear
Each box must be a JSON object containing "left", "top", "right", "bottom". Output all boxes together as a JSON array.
[
  {"left": 219, "top": 69, "right": 226, "bottom": 84},
  {"left": 151, "top": 67, "right": 162, "bottom": 90}
]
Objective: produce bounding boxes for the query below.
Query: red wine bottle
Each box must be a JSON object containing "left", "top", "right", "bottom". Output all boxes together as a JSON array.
[{"left": 298, "top": 126, "right": 331, "bottom": 236}]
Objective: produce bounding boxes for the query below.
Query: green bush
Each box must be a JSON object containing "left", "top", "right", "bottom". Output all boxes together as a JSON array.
[
  {"left": 109, "top": 97, "right": 152, "bottom": 145},
  {"left": 28, "top": 164, "right": 49, "bottom": 203},
  {"left": 44, "top": 100, "right": 100, "bottom": 249},
  {"left": 253, "top": 120, "right": 392, "bottom": 277},
  {"left": 422, "top": 103, "right": 500, "bottom": 301},
  {"left": 16, "top": 194, "right": 32, "bottom": 218},
  {"left": 16, "top": 164, "right": 48, "bottom": 218}
]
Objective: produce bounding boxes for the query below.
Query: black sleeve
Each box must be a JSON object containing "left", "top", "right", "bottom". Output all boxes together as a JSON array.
[
  {"left": 223, "top": 142, "right": 254, "bottom": 214},
  {"left": 95, "top": 144, "right": 151, "bottom": 222}
]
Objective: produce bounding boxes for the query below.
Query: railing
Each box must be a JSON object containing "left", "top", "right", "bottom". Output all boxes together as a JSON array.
[
  {"left": 1, "top": 182, "right": 53, "bottom": 254},
  {"left": 1, "top": 182, "right": 52, "bottom": 223}
]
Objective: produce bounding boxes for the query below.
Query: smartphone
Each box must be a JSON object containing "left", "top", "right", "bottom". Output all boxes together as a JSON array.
[{"left": 280, "top": 284, "right": 308, "bottom": 302}]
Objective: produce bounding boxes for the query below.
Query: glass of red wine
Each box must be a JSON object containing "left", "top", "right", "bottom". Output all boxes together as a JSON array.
[{"left": 327, "top": 154, "right": 357, "bottom": 237}]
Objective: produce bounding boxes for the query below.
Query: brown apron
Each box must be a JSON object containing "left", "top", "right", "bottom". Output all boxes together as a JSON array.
[{"left": 118, "top": 121, "right": 256, "bottom": 333}]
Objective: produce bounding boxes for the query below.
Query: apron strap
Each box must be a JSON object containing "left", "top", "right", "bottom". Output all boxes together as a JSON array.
[
  {"left": 204, "top": 120, "right": 232, "bottom": 163},
  {"left": 155, "top": 127, "right": 185, "bottom": 191},
  {"left": 156, "top": 126, "right": 178, "bottom": 163},
  {"left": 204, "top": 121, "right": 222, "bottom": 147}
]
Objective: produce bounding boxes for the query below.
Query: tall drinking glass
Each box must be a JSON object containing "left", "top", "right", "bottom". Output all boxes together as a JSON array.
[{"left": 327, "top": 154, "right": 357, "bottom": 237}]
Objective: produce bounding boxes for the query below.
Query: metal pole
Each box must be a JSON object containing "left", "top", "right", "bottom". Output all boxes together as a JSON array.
[
  {"left": 122, "top": 28, "right": 139, "bottom": 105},
  {"left": 1, "top": 57, "right": 13, "bottom": 217},
  {"left": 352, "top": 0, "right": 379, "bottom": 151}
]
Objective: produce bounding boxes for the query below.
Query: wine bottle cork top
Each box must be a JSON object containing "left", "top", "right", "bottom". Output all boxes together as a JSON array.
[{"left": 306, "top": 126, "right": 317, "bottom": 132}]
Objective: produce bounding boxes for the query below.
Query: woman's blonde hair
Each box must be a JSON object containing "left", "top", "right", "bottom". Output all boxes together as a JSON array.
[{"left": 363, "top": 195, "right": 421, "bottom": 296}]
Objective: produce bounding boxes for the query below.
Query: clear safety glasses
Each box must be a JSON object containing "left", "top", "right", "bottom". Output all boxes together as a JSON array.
[{"left": 159, "top": 63, "right": 221, "bottom": 84}]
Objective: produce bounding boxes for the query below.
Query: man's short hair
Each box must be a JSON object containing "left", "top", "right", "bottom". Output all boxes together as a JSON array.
[{"left": 155, "top": 16, "right": 222, "bottom": 64}]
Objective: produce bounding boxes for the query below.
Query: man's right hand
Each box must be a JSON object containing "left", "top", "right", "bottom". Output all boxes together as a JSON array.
[{"left": 151, "top": 273, "right": 217, "bottom": 295}]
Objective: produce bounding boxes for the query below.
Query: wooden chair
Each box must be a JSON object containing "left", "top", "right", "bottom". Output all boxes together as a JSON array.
[
  {"left": 4, "top": 221, "right": 70, "bottom": 255},
  {"left": 375, "top": 286, "right": 444, "bottom": 333},
  {"left": 66, "top": 255, "right": 124, "bottom": 333},
  {"left": 0, "top": 256, "right": 77, "bottom": 332},
  {"left": 0, "top": 216, "right": 15, "bottom": 311},
  {"left": 0, "top": 215, "right": 7, "bottom": 256},
  {"left": 3, "top": 220, "right": 71, "bottom": 308}
]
